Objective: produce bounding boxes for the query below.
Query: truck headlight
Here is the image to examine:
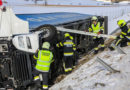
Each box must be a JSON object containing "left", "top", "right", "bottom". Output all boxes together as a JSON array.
[{"left": 18, "top": 36, "right": 25, "bottom": 48}]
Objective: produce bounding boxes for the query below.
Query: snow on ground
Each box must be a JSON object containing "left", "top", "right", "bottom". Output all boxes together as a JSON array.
[
  {"left": 37, "top": 0, "right": 109, "bottom": 6},
  {"left": 50, "top": 46, "right": 130, "bottom": 90},
  {"left": 6, "top": 0, "right": 111, "bottom": 6},
  {"left": 5, "top": 0, "right": 34, "bottom": 5},
  {"left": 119, "top": 1, "right": 130, "bottom": 5}
]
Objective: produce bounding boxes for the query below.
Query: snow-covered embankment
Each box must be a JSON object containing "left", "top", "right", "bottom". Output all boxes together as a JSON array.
[{"left": 50, "top": 46, "right": 130, "bottom": 90}]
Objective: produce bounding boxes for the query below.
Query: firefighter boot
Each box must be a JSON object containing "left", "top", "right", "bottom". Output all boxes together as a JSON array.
[
  {"left": 127, "top": 42, "right": 130, "bottom": 46},
  {"left": 42, "top": 85, "right": 48, "bottom": 90},
  {"left": 109, "top": 46, "right": 115, "bottom": 51},
  {"left": 100, "top": 47, "right": 105, "bottom": 51},
  {"left": 94, "top": 50, "right": 98, "bottom": 54}
]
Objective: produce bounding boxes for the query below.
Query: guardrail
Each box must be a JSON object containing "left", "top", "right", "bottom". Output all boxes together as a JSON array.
[{"left": 96, "top": 57, "right": 120, "bottom": 73}]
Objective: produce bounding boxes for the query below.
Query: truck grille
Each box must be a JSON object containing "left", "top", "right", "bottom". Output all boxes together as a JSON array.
[{"left": 11, "top": 52, "right": 32, "bottom": 86}]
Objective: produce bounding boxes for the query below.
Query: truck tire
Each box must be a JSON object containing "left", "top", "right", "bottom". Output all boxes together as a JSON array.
[{"left": 36, "top": 24, "right": 57, "bottom": 42}]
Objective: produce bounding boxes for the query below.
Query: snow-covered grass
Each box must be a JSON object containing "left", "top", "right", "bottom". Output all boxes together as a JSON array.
[{"left": 50, "top": 46, "right": 130, "bottom": 90}]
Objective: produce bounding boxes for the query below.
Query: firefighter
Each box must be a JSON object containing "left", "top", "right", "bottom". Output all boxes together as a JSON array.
[
  {"left": 56, "top": 33, "right": 76, "bottom": 74},
  {"left": 33, "top": 42, "right": 53, "bottom": 90},
  {"left": 89, "top": 16, "right": 105, "bottom": 54},
  {"left": 110, "top": 20, "right": 130, "bottom": 50}
]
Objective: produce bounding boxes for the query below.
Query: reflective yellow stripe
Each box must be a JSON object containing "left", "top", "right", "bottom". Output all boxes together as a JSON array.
[
  {"left": 127, "top": 42, "right": 130, "bottom": 45},
  {"left": 60, "top": 42, "right": 63, "bottom": 46},
  {"left": 42, "top": 85, "right": 48, "bottom": 89},
  {"left": 94, "top": 47, "right": 99, "bottom": 50},
  {"left": 93, "top": 36, "right": 97, "bottom": 39},
  {"left": 73, "top": 48, "right": 76, "bottom": 51},
  {"left": 128, "top": 29, "right": 130, "bottom": 33},
  {"left": 38, "top": 59, "right": 51, "bottom": 63},
  {"left": 121, "top": 31, "right": 127, "bottom": 35},
  {"left": 126, "top": 36, "right": 130, "bottom": 39},
  {"left": 65, "top": 69, "right": 69, "bottom": 72},
  {"left": 64, "top": 42, "right": 73, "bottom": 45},
  {"left": 34, "top": 76, "right": 39, "bottom": 80},
  {"left": 65, "top": 68, "right": 72, "bottom": 72},
  {"left": 116, "top": 39, "right": 122, "bottom": 46},
  {"left": 112, "top": 46, "right": 115, "bottom": 49},
  {"left": 37, "top": 64, "right": 50, "bottom": 67},
  {"left": 56, "top": 44, "right": 60, "bottom": 47},
  {"left": 64, "top": 52, "right": 73, "bottom": 56},
  {"left": 63, "top": 62, "right": 72, "bottom": 72},
  {"left": 63, "top": 62, "right": 68, "bottom": 72},
  {"left": 33, "top": 55, "right": 38, "bottom": 60},
  {"left": 89, "top": 28, "right": 92, "bottom": 32},
  {"left": 100, "top": 44, "right": 105, "bottom": 47},
  {"left": 68, "top": 68, "right": 72, "bottom": 71},
  {"left": 70, "top": 36, "right": 73, "bottom": 40},
  {"left": 120, "top": 35, "right": 124, "bottom": 38}
]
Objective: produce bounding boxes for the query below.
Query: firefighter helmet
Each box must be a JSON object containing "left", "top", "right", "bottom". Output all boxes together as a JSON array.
[
  {"left": 42, "top": 42, "right": 50, "bottom": 49},
  {"left": 64, "top": 33, "right": 70, "bottom": 38},
  {"left": 91, "top": 16, "right": 98, "bottom": 21},
  {"left": 117, "top": 20, "right": 126, "bottom": 27}
]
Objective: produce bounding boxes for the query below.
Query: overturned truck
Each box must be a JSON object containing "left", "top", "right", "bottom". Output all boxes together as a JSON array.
[{"left": 0, "top": 7, "right": 108, "bottom": 89}]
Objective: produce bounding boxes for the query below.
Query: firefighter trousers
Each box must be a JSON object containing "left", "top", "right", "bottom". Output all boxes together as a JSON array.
[
  {"left": 34, "top": 70, "right": 49, "bottom": 90},
  {"left": 93, "top": 37, "right": 104, "bottom": 51},
  {"left": 115, "top": 37, "right": 130, "bottom": 47},
  {"left": 63, "top": 56, "right": 73, "bottom": 73}
]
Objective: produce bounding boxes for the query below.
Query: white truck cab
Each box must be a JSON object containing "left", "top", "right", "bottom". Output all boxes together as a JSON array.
[{"left": 0, "top": 7, "right": 40, "bottom": 53}]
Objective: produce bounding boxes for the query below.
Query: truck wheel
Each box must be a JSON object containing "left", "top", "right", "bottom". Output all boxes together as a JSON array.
[{"left": 36, "top": 24, "right": 57, "bottom": 42}]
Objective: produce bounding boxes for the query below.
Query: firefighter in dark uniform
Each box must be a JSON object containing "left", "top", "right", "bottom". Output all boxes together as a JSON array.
[
  {"left": 56, "top": 33, "right": 76, "bottom": 74},
  {"left": 89, "top": 16, "right": 105, "bottom": 54},
  {"left": 110, "top": 20, "right": 130, "bottom": 50},
  {"left": 33, "top": 42, "right": 53, "bottom": 90}
]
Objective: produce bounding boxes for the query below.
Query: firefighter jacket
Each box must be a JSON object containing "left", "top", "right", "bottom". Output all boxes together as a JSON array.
[
  {"left": 57, "top": 37, "right": 76, "bottom": 56},
  {"left": 119, "top": 25, "right": 130, "bottom": 40},
  {"left": 89, "top": 22, "right": 104, "bottom": 38},
  {"left": 33, "top": 49, "right": 53, "bottom": 72}
]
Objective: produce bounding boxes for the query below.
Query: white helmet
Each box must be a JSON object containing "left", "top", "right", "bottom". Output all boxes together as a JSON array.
[
  {"left": 42, "top": 42, "right": 50, "bottom": 49},
  {"left": 91, "top": 16, "right": 98, "bottom": 21}
]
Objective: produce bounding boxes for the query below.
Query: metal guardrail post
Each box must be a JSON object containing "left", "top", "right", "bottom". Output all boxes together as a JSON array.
[
  {"left": 111, "top": 43, "right": 126, "bottom": 54},
  {"left": 96, "top": 57, "right": 120, "bottom": 73},
  {"left": 104, "top": 16, "right": 108, "bottom": 35}
]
